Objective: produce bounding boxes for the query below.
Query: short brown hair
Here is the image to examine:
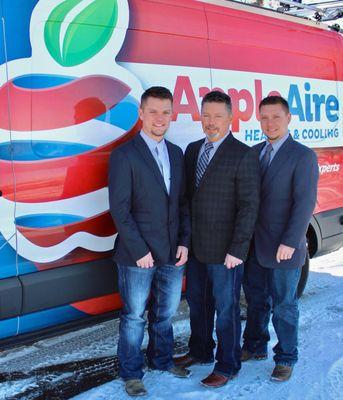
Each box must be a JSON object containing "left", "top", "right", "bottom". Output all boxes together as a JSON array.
[
  {"left": 201, "top": 90, "right": 232, "bottom": 114},
  {"left": 259, "top": 95, "right": 290, "bottom": 113},
  {"left": 140, "top": 86, "right": 173, "bottom": 107}
]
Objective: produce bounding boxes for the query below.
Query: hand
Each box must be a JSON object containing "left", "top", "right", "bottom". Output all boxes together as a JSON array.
[
  {"left": 224, "top": 254, "right": 243, "bottom": 269},
  {"left": 136, "top": 252, "right": 154, "bottom": 268},
  {"left": 276, "top": 244, "right": 295, "bottom": 263},
  {"left": 175, "top": 246, "right": 188, "bottom": 267}
]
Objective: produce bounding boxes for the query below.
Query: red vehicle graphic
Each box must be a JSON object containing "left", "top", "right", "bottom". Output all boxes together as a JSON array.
[{"left": 0, "top": 0, "right": 341, "bottom": 344}]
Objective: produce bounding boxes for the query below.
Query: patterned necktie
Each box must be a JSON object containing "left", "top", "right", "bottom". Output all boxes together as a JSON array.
[
  {"left": 260, "top": 143, "right": 273, "bottom": 177},
  {"left": 196, "top": 142, "right": 214, "bottom": 186}
]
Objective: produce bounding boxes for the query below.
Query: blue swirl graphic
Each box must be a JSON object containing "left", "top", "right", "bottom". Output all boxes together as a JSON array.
[
  {"left": 13, "top": 74, "right": 73, "bottom": 89},
  {"left": 0, "top": 141, "right": 95, "bottom": 161},
  {"left": 16, "top": 214, "right": 85, "bottom": 228}
]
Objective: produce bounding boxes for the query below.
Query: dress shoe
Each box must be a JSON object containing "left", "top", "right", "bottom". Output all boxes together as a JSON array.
[
  {"left": 167, "top": 365, "right": 192, "bottom": 378},
  {"left": 125, "top": 379, "right": 147, "bottom": 397},
  {"left": 148, "top": 363, "right": 192, "bottom": 378},
  {"left": 271, "top": 364, "right": 293, "bottom": 382},
  {"left": 173, "top": 353, "right": 198, "bottom": 367},
  {"left": 201, "top": 372, "right": 237, "bottom": 388},
  {"left": 173, "top": 353, "right": 213, "bottom": 368},
  {"left": 241, "top": 349, "right": 268, "bottom": 362}
]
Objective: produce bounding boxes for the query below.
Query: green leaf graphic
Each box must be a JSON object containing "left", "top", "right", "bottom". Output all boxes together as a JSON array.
[{"left": 44, "top": 0, "right": 118, "bottom": 66}]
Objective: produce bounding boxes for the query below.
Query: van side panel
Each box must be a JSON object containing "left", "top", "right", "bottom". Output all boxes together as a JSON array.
[
  {"left": 205, "top": 2, "right": 341, "bottom": 81},
  {"left": 0, "top": 1, "right": 21, "bottom": 338},
  {"left": 118, "top": 0, "right": 209, "bottom": 68},
  {"left": 0, "top": 0, "right": 139, "bottom": 339},
  {"left": 0, "top": 0, "right": 341, "bottom": 343}
]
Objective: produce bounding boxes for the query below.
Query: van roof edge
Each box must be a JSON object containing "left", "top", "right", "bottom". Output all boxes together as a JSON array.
[{"left": 197, "top": 0, "right": 338, "bottom": 33}]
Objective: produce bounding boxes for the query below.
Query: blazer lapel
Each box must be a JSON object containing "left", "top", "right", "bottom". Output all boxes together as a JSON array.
[
  {"left": 262, "top": 135, "right": 294, "bottom": 192},
  {"left": 255, "top": 141, "right": 265, "bottom": 156},
  {"left": 133, "top": 134, "right": 168, "bottom": 195},
  {"left": 166, "top": 140, "right": 177, "bottom": 198}
]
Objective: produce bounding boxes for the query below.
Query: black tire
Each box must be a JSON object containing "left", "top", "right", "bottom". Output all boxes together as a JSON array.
[{"left": 297, "top": 251, "right": 309, "bottom": 298}]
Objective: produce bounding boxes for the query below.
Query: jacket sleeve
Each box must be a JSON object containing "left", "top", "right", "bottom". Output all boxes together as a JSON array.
[
  {"left": 178, "top": 153, "right": 191, "bottom": 248},
  {"left": 108, "top": 149, "right": 150, "bottom": 262},
  {"left": 281, "top": 150, "right": 319, "bottom": 248},
  {"left": 227, "top": 148, "right": 261, "bottom": 261}
]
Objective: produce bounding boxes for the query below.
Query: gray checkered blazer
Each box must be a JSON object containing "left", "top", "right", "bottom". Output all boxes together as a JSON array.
[{"left": 185, "top": 133, "right": 260, "bottom": 264}]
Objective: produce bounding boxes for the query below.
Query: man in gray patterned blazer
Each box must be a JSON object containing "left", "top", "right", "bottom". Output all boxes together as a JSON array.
[{"left": 174, "top": 91, "right": 260, "bottom": 388}]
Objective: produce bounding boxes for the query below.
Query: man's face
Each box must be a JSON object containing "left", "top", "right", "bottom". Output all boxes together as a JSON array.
[
  {"left": 201, "top": 102, "right": 232, "bottom": 142},
  {"left": 139, "top": 97, "right": 173, "bottom": 141},
  {"left": 259, "top": 104, "right": 291, "bottom": 142}
]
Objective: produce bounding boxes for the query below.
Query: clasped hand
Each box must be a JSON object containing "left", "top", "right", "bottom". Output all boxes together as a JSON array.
[
  {"left": 276, "top": 244, "right": 295, "bottom": 263},
  {"left": 224, "top": 254, "right": 243, "bottom": 269}
]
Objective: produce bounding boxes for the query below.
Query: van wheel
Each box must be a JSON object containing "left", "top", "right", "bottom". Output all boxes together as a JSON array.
[{"left": 297, "top": 251, "right": 309, "bottom": 298}]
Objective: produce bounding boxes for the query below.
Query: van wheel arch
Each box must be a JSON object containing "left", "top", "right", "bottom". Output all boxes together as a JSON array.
[{"left": 297, "top": 224, "right": 317, "bottom": 298}]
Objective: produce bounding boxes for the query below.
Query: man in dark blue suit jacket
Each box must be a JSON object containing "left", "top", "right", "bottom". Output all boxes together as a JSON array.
[
  {"left": 242, "top": 96, "right": 319, "bottom": 382},
  {"left": 108, "top": 87, "right": 191, "bottom": 396}
]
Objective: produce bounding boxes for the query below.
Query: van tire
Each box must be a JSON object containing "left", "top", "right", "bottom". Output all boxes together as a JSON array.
[{"left": 297, "top": 251, "right": 309, "bottom": 298}]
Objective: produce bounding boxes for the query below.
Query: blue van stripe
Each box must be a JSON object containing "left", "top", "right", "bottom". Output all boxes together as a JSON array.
[
  {"left": 0, "top": 317, "right": 19, "bottom": 339},
  {"left": 19, "top": 306, "right": 87, "bottom": 335}
]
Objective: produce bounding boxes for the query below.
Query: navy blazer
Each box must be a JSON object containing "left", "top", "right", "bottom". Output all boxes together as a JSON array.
[
  {"left": 108, "top": 133, "right": 191, "bottom": 266},
  {"left": 253, "top": 135, "right": 319, "bottom": 269}
]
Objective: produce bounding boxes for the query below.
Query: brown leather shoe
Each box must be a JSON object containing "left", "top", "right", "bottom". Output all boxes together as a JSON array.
[
  {"left": 241, "top": 349, "right": 268, "bottom": 362},
  {"left": 173, "top": 353, "right": 213, "bottom": 368},
  {"left": 201, "top": 372, "right": 237, "bottom": 388},
  {"left": 148, "top": 363, "right": 192, "bottom": 378},
  {"left": 167, "top": 365, "right": 192, "bottom": 378},
  {"left": 173, "top": 353, "right": 197, "bottom": 367},
  {"left": 271, "top": 365, "right": 293, "bottom": 382},
  {"left": 174, "top": 353, "right": 204, "bottom": 368}
]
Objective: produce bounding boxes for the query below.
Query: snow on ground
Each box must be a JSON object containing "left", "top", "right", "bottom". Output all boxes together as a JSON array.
[
  {"left": 71, "top": 247, "right": 343, "bottom": 400},
  {"left": 0, "top": 247, "right": 342, "bottom": 400}
]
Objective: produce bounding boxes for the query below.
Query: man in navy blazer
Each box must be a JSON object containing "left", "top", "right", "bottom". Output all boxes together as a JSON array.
[
  {"left": 108, "top": 87, "right": 191, "bottom": 396},
  {"left": 242, "top": 96, "right": 319, "bottom": 382}
]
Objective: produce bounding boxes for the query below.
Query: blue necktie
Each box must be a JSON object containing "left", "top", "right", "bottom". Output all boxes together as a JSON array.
[
  {"left": 154, "top": 146, "right": 164, "bottom": 175},
  {"left": 155, "top": 146, "right": 170, "bottom": 193},
  {"left": 260, "top": 143, "right": 273, "bottom": 177},
  {"left": 196, "top": 142, "right": 214, "bottom": 186}
]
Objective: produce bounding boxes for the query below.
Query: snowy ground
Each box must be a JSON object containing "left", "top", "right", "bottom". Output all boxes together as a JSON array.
[{"left": 0, "top": 247, "right": 342, "bottom": 400}]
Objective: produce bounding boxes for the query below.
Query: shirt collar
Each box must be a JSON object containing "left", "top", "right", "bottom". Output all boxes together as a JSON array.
[
  {"left": 204, "top": 131, "right": 231, "bottom": 150},
  {"left": 140, "top": 130, "right": 166, "bottom": 152},
  {"left": 267, "top": 132, "right": 289, "bottom": 153}
]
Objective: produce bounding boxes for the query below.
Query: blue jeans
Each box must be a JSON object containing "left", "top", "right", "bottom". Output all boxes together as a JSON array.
[
  {"left": 243, "top": 250, "right": 301, "bottom": 366},
  {"left": 186, "top": 256, "right": 243, "bottom": 377},
  {"left": 117, "top": 263, "right": 184, "bottom": 380}
]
